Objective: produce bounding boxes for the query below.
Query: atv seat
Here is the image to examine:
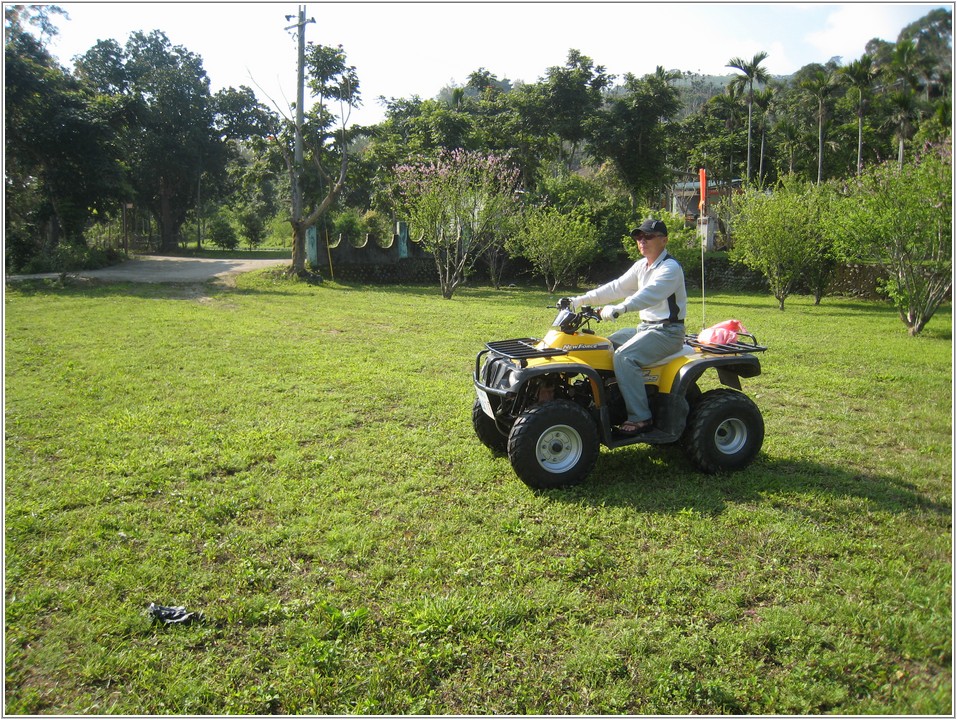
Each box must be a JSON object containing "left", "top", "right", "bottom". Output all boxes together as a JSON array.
[{"left": 642, "top": 344, "right": 696, "bottom": 369}]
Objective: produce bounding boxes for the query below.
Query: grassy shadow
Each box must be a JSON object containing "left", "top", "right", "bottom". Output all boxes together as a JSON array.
[
  {"left": 543, "top": 449, "right": 950, "bottom": 519},
  {"left": 5, "top": 275, "right": 303, "bottom": 300}
]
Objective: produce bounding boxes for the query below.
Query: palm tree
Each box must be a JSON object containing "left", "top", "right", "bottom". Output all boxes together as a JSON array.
[
  {"left": 773, "top": 118, "right": 800, "bottom": 175},
  {"left": 710, "top": 83, "right": 745, "bottom": 177},
  {"left": 888, "top": 90, "right": 918, "bottom": 168},
  {"left": 799, "top": 67, "right": 837, "bottom": 183},
  {"left": 890, "top": 39, "right": 925, "bottom": 94},
  {"left": 727, "top": 51, "right": 770, "bottom": 182},
  {"left": 839, "top": 56, "right": 879, "bottom": 175},
  {"left": 752, "top": 86, "right": 775, "bottom": 183}
]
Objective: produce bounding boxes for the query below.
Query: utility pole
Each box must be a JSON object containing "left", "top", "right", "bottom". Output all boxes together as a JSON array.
[{"left": 285, "top": 6, "right": 315, "bottom": 249}]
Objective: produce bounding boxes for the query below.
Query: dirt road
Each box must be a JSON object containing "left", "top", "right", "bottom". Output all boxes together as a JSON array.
[{"left": 6, "top": 255, "right": 291, "bottom": 284}]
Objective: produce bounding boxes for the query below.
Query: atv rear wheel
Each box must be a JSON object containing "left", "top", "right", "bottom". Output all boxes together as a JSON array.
[
  {"left": 685, "top": 389, "right": 764, "bottom": 473},
  {"left": 507, "top": 400, "right": 599, "bottom": 489},
  {"left": 472, "top": 397, "right": 508, "bottom": 453}
]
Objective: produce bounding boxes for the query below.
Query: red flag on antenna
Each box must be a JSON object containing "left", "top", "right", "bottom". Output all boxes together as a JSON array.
[{"left": 698, "top": 168, "right": 707, "bottom": 213}]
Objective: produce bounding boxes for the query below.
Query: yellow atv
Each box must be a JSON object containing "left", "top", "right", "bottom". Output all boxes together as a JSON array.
[{"left": 472, "top": 298, "right": 768, "bottom": 489}]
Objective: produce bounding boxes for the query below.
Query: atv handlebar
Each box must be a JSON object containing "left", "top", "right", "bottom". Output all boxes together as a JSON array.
[
  {"left": 550, "top": 299, "right": 604, "bottom": 333},
  {"left": 554, "top": 297, "right": 618, "bottom": 320}
]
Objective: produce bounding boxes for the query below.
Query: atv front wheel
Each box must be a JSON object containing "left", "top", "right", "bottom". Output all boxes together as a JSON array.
[
  {"left": 472, "top": 397, "right": 508, "bottom": 453},
  {"left": 508, "top": 400, "right": 599, "bottom": 489},
  {"left": 685, "top": 389, "right": 764, "bottom": 473}
]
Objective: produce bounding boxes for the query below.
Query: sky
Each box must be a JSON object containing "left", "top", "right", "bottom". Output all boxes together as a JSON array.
[{"left": 39, "top": 1, "right": 948, "bottom": 127}]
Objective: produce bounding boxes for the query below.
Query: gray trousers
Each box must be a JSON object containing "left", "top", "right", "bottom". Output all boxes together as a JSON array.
[{"left": 608, "top": 323, "right": 686, "bottom": 423}]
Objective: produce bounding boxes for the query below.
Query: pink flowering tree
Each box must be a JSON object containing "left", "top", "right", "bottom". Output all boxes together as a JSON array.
[{"left": 395, "top": 150, "right": 523, "bottom": 298}]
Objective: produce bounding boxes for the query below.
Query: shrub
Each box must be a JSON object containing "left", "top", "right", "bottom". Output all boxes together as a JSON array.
[
  {"left": 510, "top": 206, "right": 600, "bottom": 292},
  {"left": 829, "top": 145, "right": 952, "bottom": 335},
  {"left": 729, "top": 178, "right": 831, "bottom": 310},
  {"left": 237, "top": 206, "right": 267, "bottom": 250},
  {"left": 332, "top": 207, "right": 366, "bottom": 245},
  {"left": 362, "top": 209, "right": 393, "bottom": 247},
  {"left": 207, "top": 214, "right": 239, "bottom": 250}
]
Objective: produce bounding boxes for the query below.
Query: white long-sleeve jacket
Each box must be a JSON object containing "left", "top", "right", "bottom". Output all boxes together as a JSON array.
[{"left": 577, "top": 251, "right": 687, "bottom": 323}]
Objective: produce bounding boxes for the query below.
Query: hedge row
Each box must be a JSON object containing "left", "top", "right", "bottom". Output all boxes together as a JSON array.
[{"left": 321, "top": 255, "right": 895, "bottom": 300}]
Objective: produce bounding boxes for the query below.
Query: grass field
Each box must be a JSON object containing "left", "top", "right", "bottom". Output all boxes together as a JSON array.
[{"left": 4, "top": 271, "right": 952, "bottom": 714}]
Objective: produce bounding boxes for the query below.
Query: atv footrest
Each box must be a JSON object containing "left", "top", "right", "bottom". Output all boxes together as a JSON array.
[
  {"left": 486, "top": 338, "right": 567, "bottom": 361},
  {"left": 606, "top": 427, "right": 677, "bottom": 448},
  {"left": 685, "top": 332, "right": 768, "bottom": 355}
]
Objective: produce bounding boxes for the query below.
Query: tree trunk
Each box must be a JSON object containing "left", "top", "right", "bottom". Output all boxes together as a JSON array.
[
  {"left": 856, "top": 110, "right": 864, "bottom": 175},
  {"left": 290, "top": 220, "right": 307, "bottom": 274},
  {"left": 158, "top": 180, "right": 179, "bottom": 253},
  {"left": 745, "top": 96, "right": 753, "bottom": 181},
  {"left": 817, "top": 105, "right": 824, "bottom": 184}
]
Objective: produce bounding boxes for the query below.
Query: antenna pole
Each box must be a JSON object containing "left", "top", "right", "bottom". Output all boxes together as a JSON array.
[
  {"left": 698, "top": 168, "right": 708, "bottom": 330},
  {"left": 701, "top": 235, "right": 706, "bottom": 330}
]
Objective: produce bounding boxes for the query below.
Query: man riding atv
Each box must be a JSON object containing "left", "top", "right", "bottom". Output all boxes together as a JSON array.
[
  {"left": 570, "top": 218, "right": 686, "bottom": 437},
  {"left": 472, "top": 219, "right": 767, "bottom": 489}
]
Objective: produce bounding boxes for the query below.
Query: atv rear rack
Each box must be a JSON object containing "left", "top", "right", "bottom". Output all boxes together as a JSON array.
[
  {"left": 685, "top": 332, "right": 768, "bottom": 355},
  {"left": 485, "top": 338, "right": 566, "bottom": 361}
]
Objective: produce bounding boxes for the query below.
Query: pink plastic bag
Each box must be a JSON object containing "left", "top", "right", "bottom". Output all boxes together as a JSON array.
[{"left": 698, "top": 319, "right": 747, "bottom": 345}]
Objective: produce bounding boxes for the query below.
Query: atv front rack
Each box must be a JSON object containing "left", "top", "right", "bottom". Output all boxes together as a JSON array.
[
  {"left": 485, "top": 338, "right": 566, "bottom": 361},
  {"left": 685, "top": 332, "right": 768, "bottom": 355}
]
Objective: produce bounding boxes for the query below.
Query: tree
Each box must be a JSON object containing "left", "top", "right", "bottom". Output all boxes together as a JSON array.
[
  {"left": 832, "top": 146, "right": 951, "bottom": 336},
  {"left": 395, "top": 149, "right": 522, "bottom": 298},
  {"left": 730, "top": 177, "right": 828, "bottom": 310},
  {"left": 589, "top": 67, "right": 681, "bottom": 208},
  {"left": 207, "top": 213, "right": 238, "bottom": 250},
  {"left": 535, "top": 169, "right": 632, "bottom": 262},
  {"left": 273, "top": 42, "right": 361, "bottom": 274},
  {"left": 5, "top": 6, "right": 128, "bottom": 269},
  {"left": 752, "top": 86, "right": 776, "bottom": 183},
  {"left": 772, "top": 117, "right": 802, "bottom": 176},
  {"left": 213, "top": 85, "right": 278, "bottom": 141},
  {"left": 510, "top": 206, "right": 599, "bottom": 292},
  {"left": 887, "top": 89, "right": 920, "bottom": 168},
  {"left": 710, "top": 83, "right": 747, "bottom": 179},
  {"left": 839, "top": 56, "right": 879, "bottom": 175},
  {"left": 540, "top": 49, "right": 613, "bottom": 170},
  {"left": 74, "top": 30, "right": 224, "bottom": 252},
  {"left": 799, "top": 65, "right": 838, "bottom": 183},
  {"left": 228, "top": 147, "right": 279, "bottom": 250},
  {"left": 498, "top": 82, "right": 553, "bottom": 188},
  {"left": 466, "top": 67, "right": 512, "bottom": 98},
  {"left": 236, "top": 205, "right": 267, "bottom": 249},
  {"left": 897, "top": 7, "right": 953, "bottom": 101},
  {"left": 214, "top": 91, "right": 280, "bottom": 251},
  {"left": 727, "top": 51, "right": 770, "bottom": 182}
]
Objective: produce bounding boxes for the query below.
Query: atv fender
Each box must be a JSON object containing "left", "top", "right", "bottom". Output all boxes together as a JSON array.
[
  {"left": 639, "top": 354, "right": 762, "bottom": 444},
  {"left": 673, "top": 354, "right": 762, "bottom": 394}
]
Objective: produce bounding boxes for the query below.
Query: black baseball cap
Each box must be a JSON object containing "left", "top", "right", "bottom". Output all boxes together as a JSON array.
[{"left": 631, "top": 219, "right": 668, "bottom": 237}]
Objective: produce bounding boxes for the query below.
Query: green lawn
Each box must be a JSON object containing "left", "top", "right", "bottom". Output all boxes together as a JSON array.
[{"left": 4, "top": 272, "right": 952, "bottom": 714}]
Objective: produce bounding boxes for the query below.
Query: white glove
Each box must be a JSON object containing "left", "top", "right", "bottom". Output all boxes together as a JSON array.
[
  {"left": 600, "top": 304, "right": 625, "bottom": 321},
  {"left": 569, "top": 296, "right": 587, "bottom": 311}
]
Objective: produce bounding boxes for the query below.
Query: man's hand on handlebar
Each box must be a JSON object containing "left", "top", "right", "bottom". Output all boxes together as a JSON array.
[{"left": 600, "top": 304, "right": 625, "bottom": 321}]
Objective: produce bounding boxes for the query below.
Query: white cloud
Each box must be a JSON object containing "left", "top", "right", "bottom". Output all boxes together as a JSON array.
[{"left": 805, "top": 4, "right": 921, "bottom": 63}]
